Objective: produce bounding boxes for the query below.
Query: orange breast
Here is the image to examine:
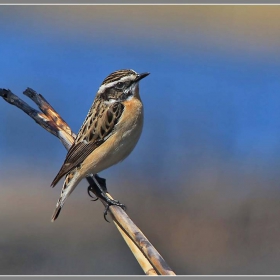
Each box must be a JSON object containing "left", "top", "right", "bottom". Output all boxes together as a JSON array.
[{"left": 81, "top": 96, "right": 143, "bottom": 176}]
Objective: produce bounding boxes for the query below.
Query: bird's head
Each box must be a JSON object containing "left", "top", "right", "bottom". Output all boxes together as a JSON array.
[{"left": 97, "top": 69, "right": 149, "bottom": 102}]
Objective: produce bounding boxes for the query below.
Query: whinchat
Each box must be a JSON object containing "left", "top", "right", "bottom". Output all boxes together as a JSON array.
[{"left": 51, "top": 69, "right": 149, "bottom": 221}]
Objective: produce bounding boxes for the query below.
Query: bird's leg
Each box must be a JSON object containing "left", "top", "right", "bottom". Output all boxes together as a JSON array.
[
  {"left": 90, "top": 174, "right": 126, "bottom": 208},
  {"left": 87, "top": 174, "right": 126, "bottom": 222},
  {"left": 87, "top": 174, "right": 107, "bottom": 200},
  {"left": 87, "top": 174, "right": 107, "bottom": 199}
]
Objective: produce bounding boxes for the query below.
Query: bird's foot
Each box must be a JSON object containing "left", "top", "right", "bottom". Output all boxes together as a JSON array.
[
  {"left": 87, "top": 174, "right": 107, "bottom": 200},
  {"left": 87, "top": 187, "right": 99, "bottom": 201},
  {"left": 102, "top": 197, "right": 126, "bottom": 222},
  {"left": 86, "top": 174, "right": 126, "bottom": 222}
]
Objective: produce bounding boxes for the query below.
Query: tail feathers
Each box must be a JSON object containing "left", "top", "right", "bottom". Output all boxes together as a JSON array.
[
  {"left": 51, "top": 205, "right": 62, "bottom": 222},
  {"left": 51, "top": 194, "right": 65, "bottom": 222},
  {"left": 51, "top": 168, "right": 81, "bottom": 222}
]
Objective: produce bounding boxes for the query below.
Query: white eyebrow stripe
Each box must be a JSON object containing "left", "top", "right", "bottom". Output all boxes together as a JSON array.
[{"left": 97, "top": 74, "right": 136, "bottom": 94}]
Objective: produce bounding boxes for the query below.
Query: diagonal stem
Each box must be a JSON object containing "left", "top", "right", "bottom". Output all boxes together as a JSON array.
[{"left": 0, "top": 87, "right": 176, "bottom": 276}]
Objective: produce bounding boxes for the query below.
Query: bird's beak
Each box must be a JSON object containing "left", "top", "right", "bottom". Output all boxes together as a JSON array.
[{"left": 136, "top": 72, "right": 150, "bottom": 82}]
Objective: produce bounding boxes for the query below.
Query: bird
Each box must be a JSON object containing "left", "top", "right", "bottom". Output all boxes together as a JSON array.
[{"left": 50, "top": 69, "right": 149, "bottom": 222}]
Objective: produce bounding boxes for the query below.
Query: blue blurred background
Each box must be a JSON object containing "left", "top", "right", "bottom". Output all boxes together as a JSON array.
[{"left": 1, "top": 5, "right": 280, "bottom": 275}]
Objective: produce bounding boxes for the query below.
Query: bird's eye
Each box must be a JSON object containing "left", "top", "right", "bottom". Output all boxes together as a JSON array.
[{"left": 115, "top": 82, "right": 125, "bottom": 89}]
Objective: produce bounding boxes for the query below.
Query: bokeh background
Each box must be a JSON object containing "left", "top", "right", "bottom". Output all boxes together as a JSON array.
[{"left": 1, "top": 5, "right": 280, "bottom": 275}]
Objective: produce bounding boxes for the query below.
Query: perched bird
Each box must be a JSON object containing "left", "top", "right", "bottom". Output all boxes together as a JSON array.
[{"left": 51, "top": 69, "right": 149, "bottom": 221}]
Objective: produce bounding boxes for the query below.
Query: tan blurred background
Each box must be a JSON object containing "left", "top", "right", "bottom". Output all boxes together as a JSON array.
[{"left": 1, "top": 5, "right": 280, "bottom": 275}]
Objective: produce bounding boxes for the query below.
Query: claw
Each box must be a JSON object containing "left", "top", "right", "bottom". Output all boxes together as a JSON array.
[
  {"left": 87, "top": 186, "right": 99, "bottom": 200},
  {"left": 87, "top": 174, "right": 126, "bottom": 222},
  {"left": 103, "top": 204, "right": 110, "bottom": 223},
  {"left": 102, "top": 199, "right": 126, "bottom": 222}
]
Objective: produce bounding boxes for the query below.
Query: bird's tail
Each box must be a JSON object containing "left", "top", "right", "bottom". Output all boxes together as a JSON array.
[
  {"left": 51, "top": 168, "right": 81, "bottom": 222},
  {"left": 51, "top": 205, "right": 63, "bottom": 222}
]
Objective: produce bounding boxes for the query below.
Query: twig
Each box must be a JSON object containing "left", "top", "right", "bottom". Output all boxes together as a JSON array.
[
  {"left": 23, "top": 88, "right": 75, "bottom": 138},
  {"left": 0, "top": 89, "right": 58, "bottom": 137},
  {"left": 0, "top": 87, "right": 176, "bottom": 276}
]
